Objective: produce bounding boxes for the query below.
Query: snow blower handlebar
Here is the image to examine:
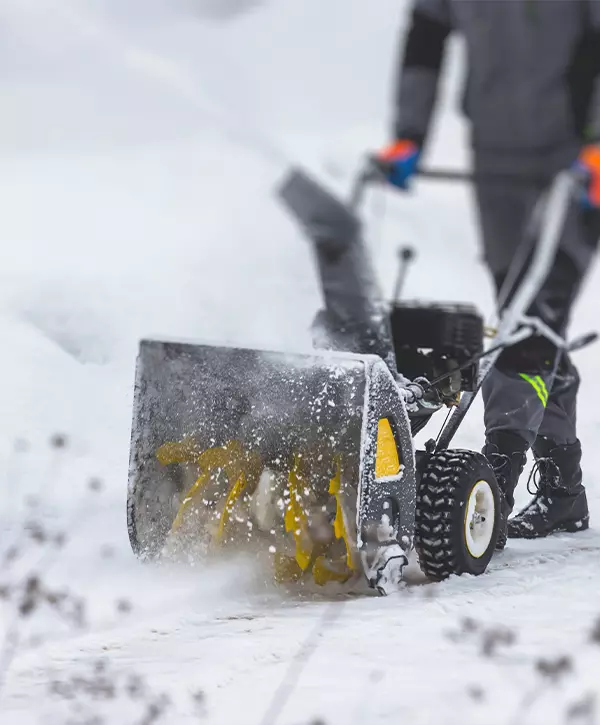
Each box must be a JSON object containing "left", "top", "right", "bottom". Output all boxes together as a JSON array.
[{"left": 352, "top": 156, "right": 553, "bottom": 209}]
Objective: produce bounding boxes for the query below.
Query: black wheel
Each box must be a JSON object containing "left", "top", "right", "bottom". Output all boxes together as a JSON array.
[{"left": 415, "top": 450, "right": 500, "bottom": 581}]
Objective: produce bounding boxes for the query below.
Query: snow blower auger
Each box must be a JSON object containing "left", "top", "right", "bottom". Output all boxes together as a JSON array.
[{"left": 127, "top": 159, "right": 590, "bottom": 594}]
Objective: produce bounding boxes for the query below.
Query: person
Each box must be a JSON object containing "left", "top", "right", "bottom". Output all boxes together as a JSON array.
[{"left": 378, "top": 0, "right": 600, "bottom": 548}]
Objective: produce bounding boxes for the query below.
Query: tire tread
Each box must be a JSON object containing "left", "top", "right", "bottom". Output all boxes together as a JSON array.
[{"left": 415, "top": 449, "right": 497, "bottom": 582}]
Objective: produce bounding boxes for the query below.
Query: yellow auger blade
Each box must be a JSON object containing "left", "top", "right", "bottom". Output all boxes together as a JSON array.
[
  {"left": 312, "top": 556, "right": 354, "bottom": 586},
  {"left": 311, "top": 459, "right": 356, "bottom": 586},
  {"left": 273, "top": 553, "right": 304, "bottom": 583},
  {"left": 156, "top": 438, "right": 204, "bottom": 466},
  {"left": 162, "top": 437, "right": 358, "bottom": 587},
  {"left": 167, "top": 444, "right": 241, "bottom": 534},
  {"left": 165, "top": 440, "right": 261, "bottom": 540},
  {"left": 329, "top": 460, "right": 355, "bottom": 572},
  {"left": 170, "top": 469, "right": 211, "bottom": 534},
  {"left": 285, "top": 455, "right": 313, "bottom": 572},
  {"left": 216, "top": 472, "right": 248, "bottom": 541}
]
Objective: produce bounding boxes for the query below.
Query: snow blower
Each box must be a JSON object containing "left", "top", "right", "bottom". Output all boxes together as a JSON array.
[{"left": 127, "top": 161, "right": 587, "bottom": 594}]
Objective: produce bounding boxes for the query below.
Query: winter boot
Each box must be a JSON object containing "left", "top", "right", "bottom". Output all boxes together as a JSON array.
[
  {"left": 483, "top": 431, "right": 528, "bottom": 551},
  {"left": 508, "top": 437, "right": 589, "bottom": 539}
]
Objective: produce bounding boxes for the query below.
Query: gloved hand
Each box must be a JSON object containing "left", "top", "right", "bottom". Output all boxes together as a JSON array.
[
  {"left": 575, "top": 144, "right": 600, "bottom": 208},
  {"left": 377, "top": 140, "right": 421, "bottom": 189}
]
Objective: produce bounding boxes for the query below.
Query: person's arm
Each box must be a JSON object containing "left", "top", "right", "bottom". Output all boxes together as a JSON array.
[
  {"left": 585, "top": 2, "right": 600, "bottom": 142},
  {"left": 578, "top": 3, "right": 600, "bottom": 208},
  {"left": 392, "top": 0, "right": 452, "bottom": 145}
]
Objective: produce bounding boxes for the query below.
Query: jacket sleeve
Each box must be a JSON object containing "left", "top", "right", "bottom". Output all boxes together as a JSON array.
[
  {"left": 588, "top": 2, "right": 600, "bottom": 142},
  {"left": 392, "top": 0, "right": 452, "bottom": 145}
]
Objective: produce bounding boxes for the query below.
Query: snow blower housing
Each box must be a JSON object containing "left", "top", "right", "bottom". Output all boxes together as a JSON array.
[
  {"left": 127, "top": 165, "right": 577, "bottom": 594},
  {"left": 128, "top": 341, "right": 416, "bottom": 592}
]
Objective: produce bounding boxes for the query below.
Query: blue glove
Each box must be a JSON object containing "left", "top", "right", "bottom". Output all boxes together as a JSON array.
[{"left": 377, "top": 140, "right": 421, "bottom": 189}]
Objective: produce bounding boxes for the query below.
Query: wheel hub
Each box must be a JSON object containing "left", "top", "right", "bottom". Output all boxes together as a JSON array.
[{"left": 464, "top": 480, "right": 495, "bottom": 559}]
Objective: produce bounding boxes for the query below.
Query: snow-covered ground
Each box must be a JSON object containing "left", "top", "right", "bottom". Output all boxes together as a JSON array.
[{"left": 2, "top": 2, "right": 600, "bottom": 724}]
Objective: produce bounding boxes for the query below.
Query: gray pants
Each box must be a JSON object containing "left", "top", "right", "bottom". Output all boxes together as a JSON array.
[
  {"left": 475, "top": 159, "right": 599, "bottom": 447},
  {"left": 483, "top": 359, "right": 580, "bottom": 446}
]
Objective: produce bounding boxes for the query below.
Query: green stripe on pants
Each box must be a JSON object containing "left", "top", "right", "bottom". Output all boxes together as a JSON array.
[{"left": 519, "top": 373, "right": 548, "bottom": 407}]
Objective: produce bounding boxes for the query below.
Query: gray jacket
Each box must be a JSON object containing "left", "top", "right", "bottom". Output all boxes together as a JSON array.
[{"left": 395, "top": 0, "right": 600, "bottom": 161}]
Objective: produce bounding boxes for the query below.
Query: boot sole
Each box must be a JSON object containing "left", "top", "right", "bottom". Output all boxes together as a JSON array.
[{"left": 507, "top": 516, "right": 590, "bottom": 540}]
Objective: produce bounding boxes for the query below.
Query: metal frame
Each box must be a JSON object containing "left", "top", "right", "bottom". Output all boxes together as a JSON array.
[{"left": 434, "top": 171, "right": 577, "bottom": 451}]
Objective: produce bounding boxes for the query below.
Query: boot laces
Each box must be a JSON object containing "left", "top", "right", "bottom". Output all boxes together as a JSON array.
[
  {"left": 526, "top": 457, "right": 562, "bottom": 496},
  {"left": 487, "top": 451, "right": 510, "bottom": 484}
]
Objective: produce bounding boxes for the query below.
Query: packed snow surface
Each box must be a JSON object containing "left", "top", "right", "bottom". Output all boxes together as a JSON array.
[{"left": 2, "top": 1, "right": 600, "bottom": 724}]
